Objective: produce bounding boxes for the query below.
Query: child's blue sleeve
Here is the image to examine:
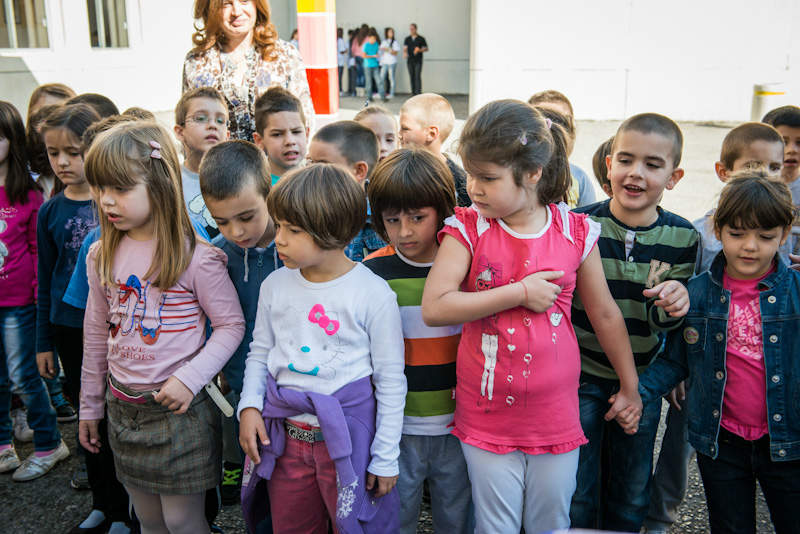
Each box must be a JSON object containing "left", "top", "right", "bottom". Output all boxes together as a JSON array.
[
  {"left": 639, "top": 327, "right": 690, "bottom": 404},
  {"left": 36, "top": 204, "right": 56, "bottom": 353},
  {"left": 192, "top": 220, "right": 210, "bottom": 241},
  {"left": 63, "top": 227, "right": 101, "bottom": 310}
]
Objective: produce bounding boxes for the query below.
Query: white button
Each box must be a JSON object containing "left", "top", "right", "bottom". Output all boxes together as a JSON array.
[
  {"left": 720, "top": 295, "right": 726, "bottom": 303},
  {"left": 712, "top": 409, "right": 720, "bottom": 418},
  {"left": 628, "top": 256, "right": 635, "bottom": 262},
  {"left": 768, "top": 295, "right": 777, "bottom": 304},
  {"left": 715, "top": 371, "right": 724, "bottom": 380},
  {"left": 769, "top": 335, "right": 778, "bottom": 343},
  {"left": 772, "top": 375, "right": 780, "bottom": 383},
  {"left": 774, "top": 414, "right": 782, "bottom": 422},
  {"left": 779, "top": 449, "right": 787, "bottom": 457},
  {"left": 715, "top": 333, "right": 724, "bottom": 342}
]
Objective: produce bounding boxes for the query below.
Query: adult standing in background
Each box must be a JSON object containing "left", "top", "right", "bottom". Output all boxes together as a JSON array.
[
  {"left": 379, "top": 27, "right": 401, "bottom": 100},
  {"left": 183, "top": 0, "right": 314, "bottom": 142},
  {"left": 337, "top": 27, "right": 348, "bottom": 95},
  {"left": 403, "top": 23, "right": 428, "bottom": 95}
]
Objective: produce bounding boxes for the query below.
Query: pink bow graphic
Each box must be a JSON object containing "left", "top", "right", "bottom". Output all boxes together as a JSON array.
[{"left": 308, "top": 304, "right": 340, "bottom": 335}]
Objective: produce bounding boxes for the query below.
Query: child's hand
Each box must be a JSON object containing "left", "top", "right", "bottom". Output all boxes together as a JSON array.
[
  {"left": 366, "top": 472, "right": 398, "bottom": 498},
  {"left": 666, "top": 381, "right": 686, "bottom": 411},
  {"left": 790, "top": 254, "right": 800, "bottom": 271},
  {"left": 153, "top": 376, "right": 194, "bottom": 414},
  {"left": 239, "top": 407, "right": 269, "bottom": 464},
  {"left": 519, "top": 271, "right": 564, "bottom": 313},
  {"left": 36, "top": 351, "right": 55, "bottom": 379},
  {"left": 605, "top": 388, "right": 643, "bottom": 435},
  {"left": 79, "top": 419, "right": 102, "bottom": 453},
  {"left": 643, "top": 280, "right": 689, "bottom": 317}
]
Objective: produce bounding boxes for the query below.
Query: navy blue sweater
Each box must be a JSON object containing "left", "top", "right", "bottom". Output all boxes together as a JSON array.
[{"left": 36, "top": 193, "right": 97, "bottom": 352}]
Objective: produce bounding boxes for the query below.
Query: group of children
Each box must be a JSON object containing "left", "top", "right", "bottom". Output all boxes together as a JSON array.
[{"left": 0, "top": 78, "right": 799, "bottom": 534}]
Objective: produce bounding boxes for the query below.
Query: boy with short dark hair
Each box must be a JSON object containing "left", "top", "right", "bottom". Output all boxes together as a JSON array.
[
  {"left": 253, "top": 87, "right": 309, "bottom": 185},
  {"left": 306, "top": 120, "right": 386, "bottom": 261},
  {"left": 399, "top": 93, "right": 470, "bottom": 207},
  {"left": 762, "top": 105, "right": 800, "bottom": 253},
  {"left": 569, "top": 113, "right": 699, "bottom": 533},
  {"left": 199, "top": 140, "right": 282, "bottom": 507},
  {"left": 363, "top": 148, "right": 471, "bottom": 534},
  {"left": 174, "top": 87, "right": 229, "bottom": 238},
  {"left": 642, "top": 121, "right": 784, "bottom": 534}
]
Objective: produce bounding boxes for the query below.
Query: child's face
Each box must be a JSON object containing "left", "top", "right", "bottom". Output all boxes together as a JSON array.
[
  {"left": 44, "top": 127, "right": 86, "bottom": 187},
  {"left": 465, "top": 160, "right": 540, "bottom": 221},
  {"left": 273, "top": 218, "right": 324, "bottom": 270},
  {"left": 717, "top": 224, "right": 789, "bottom": 280},
  {"left": 254, "top": 111, "right": 308, "bottom": 177},
  {"left": 307, "top": 139, "right": 365, "bottom": 185},
  {"left": 176, "top": 97, "right": 229, "bottom": 155},
  {"left": 607, "top": 130, "right": 683, "bottom": 222},
  {"left": 775, "top": 125, "right": 800, "bottom": 183},
  {"left": 205, "top": 181, "right": 272, "bottom": 249},
  {"left": 381, "top": 207, "right": 439, "bottom": 263},
  {"left": 399, "top": 111, "right": 429, "bottom": 149},
  {"left": 359, "top": 113, "right": 397, "bottom": 160},
  {"left": 97, "top": 173, "right": 153, "bottom": 240},
  {"left": 729, "top": 140, "right": 784, "bottom": 178}
]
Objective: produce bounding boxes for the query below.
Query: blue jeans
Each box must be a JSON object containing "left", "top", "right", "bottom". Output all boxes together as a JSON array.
[
  {"left": 0, "top": 305, "right": 61, "bottom": 451},
  {"left": 398, "top": 434, "right": 472, "bottom": 534},
  {"left": 697, "top": 428, "right": 800, "bottom": 534},
  {"left": 380, "top": 63, "right": 397, "bottom": 97},
  {"left": 364, "top": 65, "right": 384, "bottom": 99},
  {"left": 570, "top": 374, "right": 662, "bottom": 531}
]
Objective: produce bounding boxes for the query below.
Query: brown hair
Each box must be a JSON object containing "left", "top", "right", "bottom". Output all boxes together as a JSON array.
[
  {"left": 762, "top": 105, "right": 800, "bottom": 129},
  {"left": 25, "top": 104, "right": 60, "bottom": 192},
  {"left": 312, "top": 120, "right": 379, "bottom": 178},
  {"left": 613, "top": 112, "right": 683, "bottom": 166},
  {"left": 267, "top": 163, "right": 366, "bottom": 250},
  {"left": 368, "top": 148, "right": 456, "bottom": 242},
  {"left": 720, "top": 122, "right": 784, "bottom": 170},
  {"left": 714, "top": 169, "right": 795, "bottom": 233},
  {"left": 26, "top": 83, "right": 76, "bottom": 119},
  {"left": 85, "top": 121, "right": 197, "bottom": 288},
  {"left": 528, "top": 90, "right": 574, "bottom": 118},
  {"left": 353, "top": 104, "right": 394, "bottom": 123},
  {"left": 122, "top": 107, "right": 156, "bottom": 121},
  {"left": 254, "top": 86, "right": 305, "bottom": 135},
  {"left": 65, "top": 93, "right": 119, "bottom": 119},
  {"left": 592, "top": 136, "right": 615, "bottom": 192},
  {"left": 200, "top": 140, "right": 271, "bottom": 200},
  {"left": 191, "top": 0, "right": 279, "bottom": 60},
  {"left": 82, "top": 114, "right": 138, "bottom": 151},
  {"left": 175, "top": 87, "right": 227, "bottom": 126},
  {"left": 458, "top": 99, "right": 571, "bottom": 206},
  {"left": 0, "top": 101, "right": 40, "bottom": 205}
]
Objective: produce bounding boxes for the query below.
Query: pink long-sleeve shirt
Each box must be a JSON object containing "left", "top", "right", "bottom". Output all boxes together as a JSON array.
[
  {"left": 0, "top": 188, "right": 43, "bottom": 306},
  {"left": 80, "top": 236, "right": 245, "bottom": 420}
]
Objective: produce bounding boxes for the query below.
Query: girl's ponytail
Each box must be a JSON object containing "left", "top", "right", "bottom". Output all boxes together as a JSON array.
[{"left": 535, "top": 107, "right": 573, "bottom": 206}]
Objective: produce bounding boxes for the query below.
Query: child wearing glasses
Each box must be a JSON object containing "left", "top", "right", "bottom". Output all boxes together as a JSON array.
[{"left": 174, "top": 87, "right": 230, "bottom": 238}]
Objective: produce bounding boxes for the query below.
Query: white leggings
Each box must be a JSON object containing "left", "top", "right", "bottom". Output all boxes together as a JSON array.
[
  {"left": 460, "top": 442, "right": 579, "bottom": 534},
  {"left": 125, "top": 485, "right": 209, "bottom": 534}
]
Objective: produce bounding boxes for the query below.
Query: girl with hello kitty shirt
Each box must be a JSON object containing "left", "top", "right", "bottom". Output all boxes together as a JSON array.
[{"left": 422, "top": 100, "right": 642, "bottom": 534}]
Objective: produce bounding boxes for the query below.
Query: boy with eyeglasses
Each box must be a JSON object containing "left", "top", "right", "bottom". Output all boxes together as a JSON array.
[{"left": 174, "top": 87, "right": 230, "bottom": 238}]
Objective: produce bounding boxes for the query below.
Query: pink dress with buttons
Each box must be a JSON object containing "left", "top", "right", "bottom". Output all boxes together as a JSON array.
[{"left": 439, "top": 204, "right": 600, "bottom": 454}]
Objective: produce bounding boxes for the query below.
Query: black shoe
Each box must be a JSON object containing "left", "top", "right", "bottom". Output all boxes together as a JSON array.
[
  {"left": 70, "top": 463, "right": 90, "bottom": 490},
  {"left": 220, "top": 462, "right": 242, "bottom": 506},
  {"left": 56, "top": 402, "right": 78, "bottom": 423}
]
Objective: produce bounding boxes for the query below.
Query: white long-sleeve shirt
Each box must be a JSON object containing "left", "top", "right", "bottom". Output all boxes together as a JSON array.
[{"left": 239, "top": 263, "right": 407, "bottom": 476}]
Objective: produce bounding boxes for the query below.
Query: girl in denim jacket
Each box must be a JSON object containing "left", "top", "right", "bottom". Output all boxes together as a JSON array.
[{"left": 636, "top": 170, "right": 800, "bottom": 534}]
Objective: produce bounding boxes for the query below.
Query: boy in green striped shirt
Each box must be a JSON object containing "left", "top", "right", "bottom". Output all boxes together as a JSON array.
[
  {"left": 569, "top": 113, "right": 699, "bottom": 532},
  {"left": 364, "top": 148, "right": 472, "bottom": 534}
]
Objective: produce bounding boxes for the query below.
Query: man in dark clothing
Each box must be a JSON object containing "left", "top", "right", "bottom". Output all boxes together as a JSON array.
[{"left": 403, "top": 23, "right": 428, "bottom": 95}]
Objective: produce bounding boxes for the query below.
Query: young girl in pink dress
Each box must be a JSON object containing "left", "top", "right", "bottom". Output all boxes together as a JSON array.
[
  {"left": 78, "top": 121, "right": 244, "bottom": 534},
  {"left": 422, "top": 100, "right": 642, "bottom": 533}
]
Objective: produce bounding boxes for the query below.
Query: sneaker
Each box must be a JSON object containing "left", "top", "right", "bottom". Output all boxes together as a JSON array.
[
  {"left": 55, "top": 402, "right": 78, "bottom": 423},
  {"left": 70, "top": 461, "right": 90, "bottom": 490},
  {"left": 220, "top": 462, "right": 242, "bottom": 505},
  {"left": 12, "top": 440, "right": 69, "bottom": 481},
  {"left": 0, "top": 446, "right": 21, "bottom": 473},
  {"left": 11, "top": 408, "right": 34, "bottom": 442}
]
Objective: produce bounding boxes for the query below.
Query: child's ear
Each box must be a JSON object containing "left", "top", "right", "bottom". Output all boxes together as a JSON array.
[
  {"left": 253, "top": 132, "right": 263, "bottom": 147},
  {"left": 780, "top": 225, "right": 791, "bottom": 246},
  {"left": 353, "top": 161, "right": 369, "bottom": 185},
  {"left": 605, "top": 154, "right": 613, "bottom": 172},
  {"left": 714, "top": 162, "right": 729, "bottom": 183},
  {"left": 426, "top": 125, "right": 439, "bottom": 145},
  {"left": 665, "top": 167, "right": 685, "bottom": 190},
  {"left": 526, "top": 167, "right": 544, "bottom": 185},
  {"left": 602, "top": 183, "right": 613, "bottom": 197},
  {"left": 173, "top": 124, "right": 185, "bottom": 143}
]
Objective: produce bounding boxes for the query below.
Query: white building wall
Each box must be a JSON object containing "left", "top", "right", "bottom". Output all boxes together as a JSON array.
[
  {"left": 470, "top": 0, "right": 800, "bottom": 121},
  {"left": 0, "top": 0, "right": 301, "bottom": 118},
  {"left": 334, "top": 0, "right": 470, "bottom": 95}
]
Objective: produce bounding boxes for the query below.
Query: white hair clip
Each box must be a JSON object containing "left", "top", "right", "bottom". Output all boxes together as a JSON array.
[{"left": 149, "top": 140, "right": 162, "bottom": 160}]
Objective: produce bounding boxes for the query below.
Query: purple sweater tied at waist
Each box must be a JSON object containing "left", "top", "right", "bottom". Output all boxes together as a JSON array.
[{"left": 240, "top": 374, "right": 399, "bottom": 534}]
